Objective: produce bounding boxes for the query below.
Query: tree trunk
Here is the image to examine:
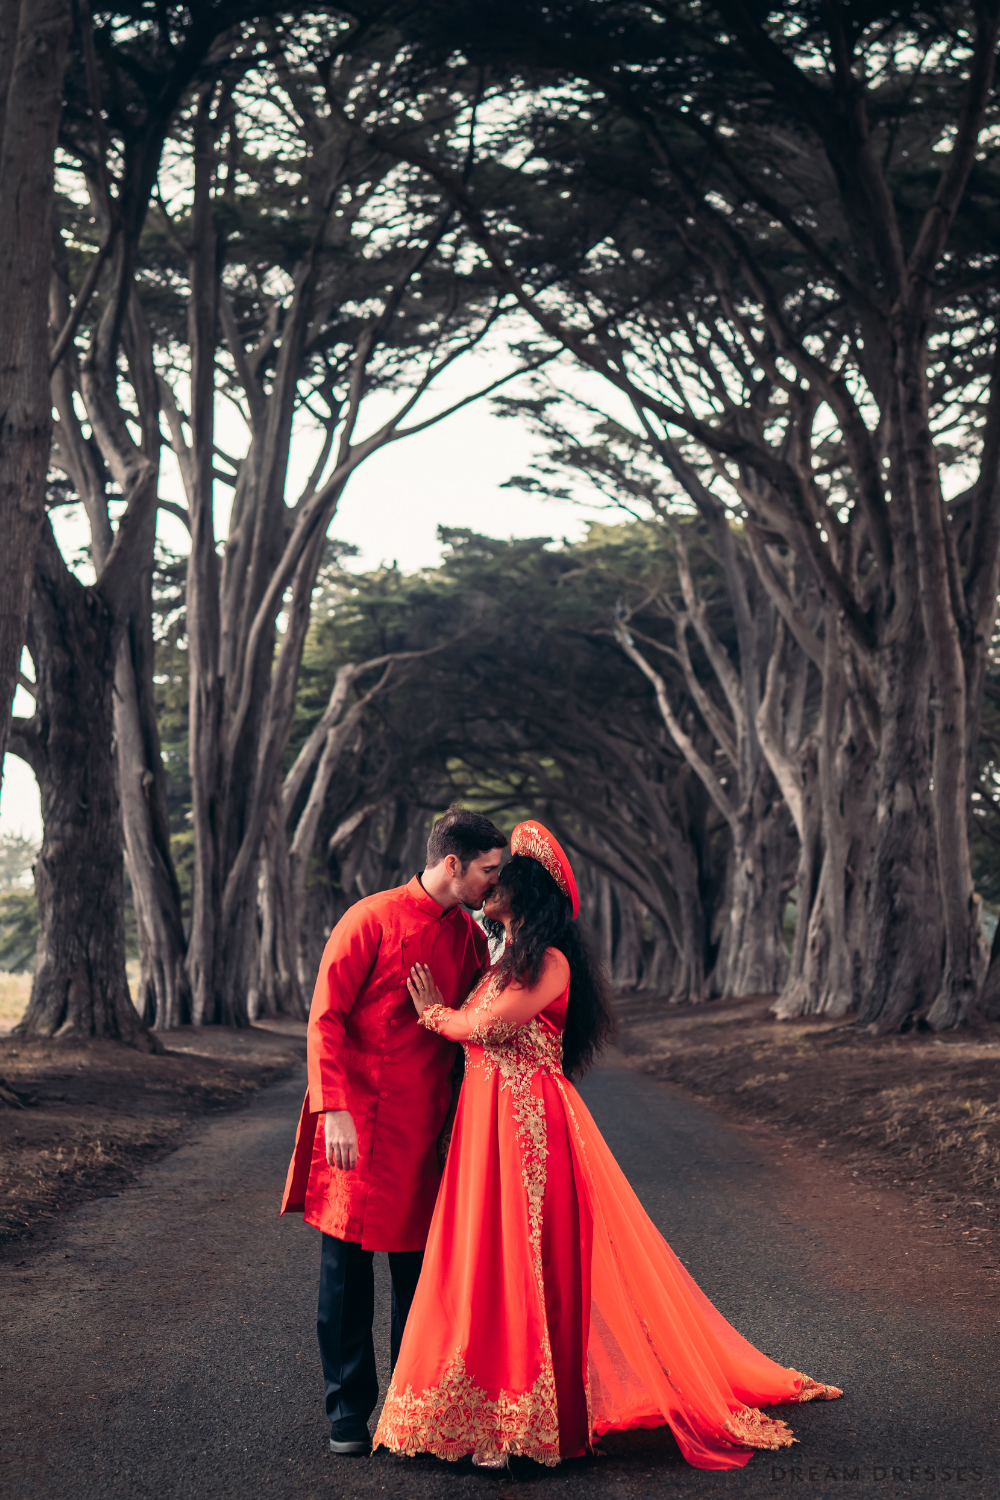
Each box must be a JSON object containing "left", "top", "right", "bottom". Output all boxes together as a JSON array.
[
  {"left": 182, "top": 98, "right": 228, "bottom": 1026},
  {"left": 666, "top": 848, "right": 709, "bottom": 1002},
  {"left": 0, "top": 0, "right": 72, "bottom": 769},
  {"left": 606, "top": 887, "right": 644, "bottom": 988},
  {"left": 615, "top": 519, "right": 799, "bottom": 1002},
  {"left": 115, "top": 573, "right": 191, "bottom": 1029},
  {"left": 113, "top": 308, "right": 190, "bottom": 1030},
  {"left": 857, "top": 589, "right": 942, "bottom": 1031},
  {"left": 578, "top": 864, "right": 616, "bottom": 972},
  {"left": 10, "top": 526, "right": 157, "bottom": 1049},
  {"left": 207, "top": 851, "right": 260, "bottom": 1029},
  {"left": 782, "top": 755, "right": 874, "bottom": 1019},
  {"left": 900, "top": 329, "right": 990, "bottom": 1029},
  {"left": 251, "top": 795, "right": 306, "bottom": 1021},
  {"left": 300, "top": 864, "right": 341, "bottom": 992},
  {"left": 637, "top": 916, "right": 675, "bottom": 993},
  {"left": 774, "top": 626, "right": 876, "bottom": 1019},
  {"left": 47, "top": 268, "right": 188, "bottom": 1027},
  {"left": 286, "top": 678, "right": 371, "bottom": 986},
  {"left": 715, "top": 763, "right": 794, "bottom": 997},
  {"left": 774, "top": 735, "right": 821, "bottom": 1016}
]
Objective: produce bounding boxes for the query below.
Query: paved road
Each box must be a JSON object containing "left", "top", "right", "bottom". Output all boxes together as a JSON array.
[{"left": 1, "top": 1062, "right": 994, "bottom": 1500}]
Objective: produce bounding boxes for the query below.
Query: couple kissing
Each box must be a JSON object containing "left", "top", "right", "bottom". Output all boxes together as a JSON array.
[{"left": 281, "top": 805, "right": 842, "bottom": 1470}]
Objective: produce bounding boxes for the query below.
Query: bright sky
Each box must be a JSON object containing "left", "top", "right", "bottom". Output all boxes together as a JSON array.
[{"left": 1, "top": 368, "right": 623, "bottom": 843}]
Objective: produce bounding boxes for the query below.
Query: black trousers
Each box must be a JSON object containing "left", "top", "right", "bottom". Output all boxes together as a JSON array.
[{"left": 317, "top": 1233, "right": 424, "bottom": 1425}]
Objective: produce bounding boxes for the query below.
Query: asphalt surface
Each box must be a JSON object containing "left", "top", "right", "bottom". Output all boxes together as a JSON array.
[{"left": 1, "top": 1061, "right": 995, "bottom": 1500}]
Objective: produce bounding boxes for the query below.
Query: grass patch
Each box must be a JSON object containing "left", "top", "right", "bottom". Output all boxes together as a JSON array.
[{"left": 0, "top": 973, "right": 30, "bottom": 1030}]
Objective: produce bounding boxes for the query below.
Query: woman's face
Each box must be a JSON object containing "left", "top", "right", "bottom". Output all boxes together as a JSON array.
[{"left": 482, "top": 882, "right": 511, "bottom": 925}]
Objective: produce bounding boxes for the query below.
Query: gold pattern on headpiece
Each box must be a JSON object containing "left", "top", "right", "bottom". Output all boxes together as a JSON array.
[{"left": 511, "top": 822, "right": 570, "bottom": 901}]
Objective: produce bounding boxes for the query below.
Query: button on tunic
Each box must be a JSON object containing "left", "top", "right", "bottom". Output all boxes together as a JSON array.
[{"left": 280, "top": 876, "right": 488, "bottom": 1251}]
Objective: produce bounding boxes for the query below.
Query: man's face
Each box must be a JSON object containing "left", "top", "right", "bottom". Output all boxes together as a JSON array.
[
  {"left": 481, "top": 882, "right": 510, "bottom": 924},
  {"left": 454, "top": 849, "right": 504, "bottom": 910}
]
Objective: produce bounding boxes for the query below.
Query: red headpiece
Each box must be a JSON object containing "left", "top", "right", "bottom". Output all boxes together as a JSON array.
[{"left": 509, "top": 820, "right": 579, "bottom": 920}]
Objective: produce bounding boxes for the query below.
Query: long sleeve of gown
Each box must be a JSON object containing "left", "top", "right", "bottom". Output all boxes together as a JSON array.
[{"left": 419, "top": 949, "right": 570, "bottom": 1042}]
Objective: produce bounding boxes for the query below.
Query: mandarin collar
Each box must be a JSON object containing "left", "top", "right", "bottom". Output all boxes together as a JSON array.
[{"left": 406, "top": 873, "right": 460, "bottom": 920}]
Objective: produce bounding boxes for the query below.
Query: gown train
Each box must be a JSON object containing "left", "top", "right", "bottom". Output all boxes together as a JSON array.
[{"left": 373, "top": 966, "right": 841, "bottom": 1469}]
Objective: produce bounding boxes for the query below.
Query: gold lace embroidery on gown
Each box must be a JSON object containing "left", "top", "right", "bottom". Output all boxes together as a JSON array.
[
  {"left": 721, "top": 1375, "right": 842, "bottom": 1451},
  {"left": 376, "top": 1349, "right": 560, "bottom": 1465},
  {"left": 382, "top": 975, "right": 565, "bottom": 1465},
  {"left": 389, "top": 980, "right": 842, "bottom": 1464}
]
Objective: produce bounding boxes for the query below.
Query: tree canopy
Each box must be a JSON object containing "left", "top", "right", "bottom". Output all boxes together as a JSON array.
[{"left": 4, "top": 0, "right": 1000, "bottom": 1037}]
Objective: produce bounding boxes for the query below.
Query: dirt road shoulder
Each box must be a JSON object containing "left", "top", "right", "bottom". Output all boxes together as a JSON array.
[
  {"left": 0, "top": 1021, "right": 306, "bottom": 1255},
  {"left": 615, "top": 993, "right": 1000, "bottom": 1309}
]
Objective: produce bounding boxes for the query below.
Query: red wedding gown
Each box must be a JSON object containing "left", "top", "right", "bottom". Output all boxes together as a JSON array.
[{"left": 373, "top": 953, "right": 841, "bottom": 1469}]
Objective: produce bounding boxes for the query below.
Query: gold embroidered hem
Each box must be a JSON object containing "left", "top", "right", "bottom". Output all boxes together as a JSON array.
[
  {"left": 372, "top": 967, "right": 843, "bottom": 1472},
  {"left": 719, "top": 1374, "right": 843, "bottom": 1450},
  {"left": 792, "top": 1374, "right": 844, "bottom": 1402},
  {"left": 723, "top": 1406, "right": 797, "bottom": 1450},
  {"left": 373, "top": 1349, "right": 561, "bottom": 1466}
]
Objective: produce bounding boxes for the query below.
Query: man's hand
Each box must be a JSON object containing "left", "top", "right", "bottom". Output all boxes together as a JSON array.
[{"left": 324, "top": 1110, "right": 359, "bottom": 1171}]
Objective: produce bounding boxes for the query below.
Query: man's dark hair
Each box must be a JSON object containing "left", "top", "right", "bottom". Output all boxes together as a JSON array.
[{"left": 426, "top": 804, "right": 506, "bottom": 870}]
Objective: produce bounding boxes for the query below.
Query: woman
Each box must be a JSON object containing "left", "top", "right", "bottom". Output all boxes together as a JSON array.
[{"left": 372, "top": 821, "right": 841, "bottom": 1470}]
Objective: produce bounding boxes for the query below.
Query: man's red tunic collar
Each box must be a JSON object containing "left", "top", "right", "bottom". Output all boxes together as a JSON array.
[{"left": 405, "top": 872, "right": 463, "bottom": 920}]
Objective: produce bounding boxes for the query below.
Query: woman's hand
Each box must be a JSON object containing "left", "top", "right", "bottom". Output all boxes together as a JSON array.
[{"left": 408, "top": 962, "right": 444, "bottom": 1016}]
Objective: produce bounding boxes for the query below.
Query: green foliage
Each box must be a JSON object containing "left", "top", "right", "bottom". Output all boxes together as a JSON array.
[
  {"left": 0, "top": 832, "right": 38, "bottom": 892},
  {"left": 0, "top": 891, "right": 39, "bottom": 973},
  {"left": 286, "top": 517, "right": 734, "bottom": 968},
  {"left": 290, "top": 512, "right": 1000, "bottom": 950},
  {"left": 971, "top": 643, "right": 1000, "bottom": 912}
]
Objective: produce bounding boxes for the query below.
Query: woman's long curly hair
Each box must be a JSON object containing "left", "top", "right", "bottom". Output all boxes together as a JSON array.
[{"left": 482, "top": 853, "right": 616, "bottom": 1079}]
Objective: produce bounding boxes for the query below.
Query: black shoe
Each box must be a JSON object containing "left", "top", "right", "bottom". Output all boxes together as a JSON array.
[{"left": 329, "top": 1416, "right": 371, "bottom": 1456}]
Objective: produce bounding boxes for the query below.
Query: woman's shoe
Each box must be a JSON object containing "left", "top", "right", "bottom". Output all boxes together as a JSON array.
[{"left": 472, "top": 1450, "right": 508, "bottom": 1468}]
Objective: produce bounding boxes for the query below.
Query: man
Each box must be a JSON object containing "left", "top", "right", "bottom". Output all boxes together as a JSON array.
[{"left": 280, "top": 805, "right": 507, "bottom": 1456}]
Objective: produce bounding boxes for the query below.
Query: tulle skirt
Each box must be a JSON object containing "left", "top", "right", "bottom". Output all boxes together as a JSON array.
[{"left": 373, "top": 1044, "right": 840, "bottom": 1469}]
